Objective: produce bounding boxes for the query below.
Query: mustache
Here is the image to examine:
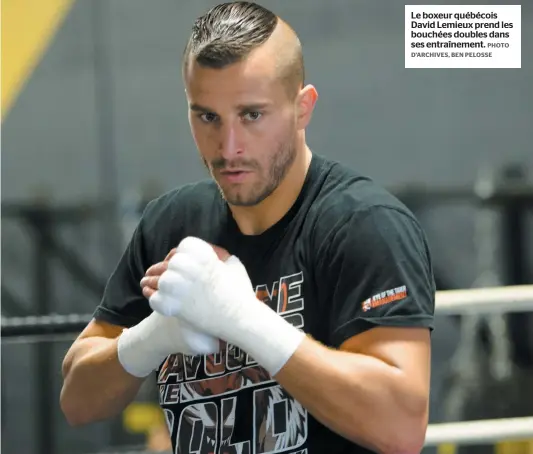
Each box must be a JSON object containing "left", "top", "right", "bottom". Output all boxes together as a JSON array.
[{"left": 210, "top": 158, "right": 257, "bottom": 171}]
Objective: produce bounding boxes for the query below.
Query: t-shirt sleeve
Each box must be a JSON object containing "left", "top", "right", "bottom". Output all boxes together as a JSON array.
[
  {"left": 92, "top": 202, "right": 157, "bottom": 328},
  {"left": 318, "top": 206, "right": 436, "bottom": 348}
]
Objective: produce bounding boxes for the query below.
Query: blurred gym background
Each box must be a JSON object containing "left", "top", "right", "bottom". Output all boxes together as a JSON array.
[{"left": 1, "top": 1, "right": 532, "bottom": 453}]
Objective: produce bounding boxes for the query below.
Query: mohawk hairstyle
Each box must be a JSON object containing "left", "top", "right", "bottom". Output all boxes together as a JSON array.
[
  {"left": 182, "top": 2, "right": 304, "bottom": 95},
  {"left": 183, "top": 2, "right": 278, "bottom": 70}
]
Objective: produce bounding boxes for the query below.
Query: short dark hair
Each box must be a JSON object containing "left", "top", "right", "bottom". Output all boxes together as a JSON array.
[{"left": 182, "top": 2, "right": 304, "bottom": 94}]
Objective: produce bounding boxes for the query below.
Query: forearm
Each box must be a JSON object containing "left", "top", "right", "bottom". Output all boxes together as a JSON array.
[
  {"left": 226, "top": 294, "right": 426, "bottom": 452},
  {"left": 60, "top": 336, "right": 145, "bottom": 426},
  {"left": 273, "top": 337, "right": 428, "bottom": 454}
]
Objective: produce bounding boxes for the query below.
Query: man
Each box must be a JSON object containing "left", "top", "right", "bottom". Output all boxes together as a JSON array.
[{"left": 60, "top": 2, "right": 435, "bottom": 453}]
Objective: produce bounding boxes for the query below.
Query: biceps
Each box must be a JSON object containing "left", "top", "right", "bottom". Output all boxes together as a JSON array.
[
  {"left": 339, "top": 326, "right": 431, "bottom": 390},
  {"left": 63, "top": 319, "right": 125, "bottom": 377}
]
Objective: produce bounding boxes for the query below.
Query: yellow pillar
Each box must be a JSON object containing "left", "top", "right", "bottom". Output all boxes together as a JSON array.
[{"left": 1, "top": 0, "right": 75, "bottom": 119}]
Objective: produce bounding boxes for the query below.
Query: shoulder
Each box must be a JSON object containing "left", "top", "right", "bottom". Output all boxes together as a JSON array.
[
  {"left": 141, "top": 179, "right": 221, "bottom": 231},
  {"left": 308, "top": 156, "right": 422, "bottom": 246}
]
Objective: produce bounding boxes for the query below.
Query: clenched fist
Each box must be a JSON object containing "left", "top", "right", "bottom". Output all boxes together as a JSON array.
[
  {"left": 149, "top": 237, "right": 306, "bottom": 376},
  {"left": 141, "top": 245, "right": 230, "bottom": 298}
]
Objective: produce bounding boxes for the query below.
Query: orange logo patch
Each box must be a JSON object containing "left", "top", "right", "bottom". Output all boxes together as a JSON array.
[{"left": 362, "top": 285, "right": 407, "bottom": 312}]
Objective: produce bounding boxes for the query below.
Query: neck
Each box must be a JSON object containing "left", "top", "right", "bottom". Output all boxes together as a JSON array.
[{"left": 229, "top": 143, "right": 312, "bottom": 236}]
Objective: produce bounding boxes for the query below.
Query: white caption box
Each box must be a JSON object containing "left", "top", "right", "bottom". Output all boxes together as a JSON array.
[{"left": 405, "top": 5, "right": 521, "bottom": 68}]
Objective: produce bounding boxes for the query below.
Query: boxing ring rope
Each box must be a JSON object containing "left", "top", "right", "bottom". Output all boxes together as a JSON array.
[
  {"left": 433, "top": 284, "right": 533, "bottom": 315},
  {"left": 2, "top": 284, "right": 533, "bottom": 448},
  {"left": 427, "top": 284, "right": 533, "bottom": 447},
  {"left": 426, "top": 417, "right": 533, "bottom": 446},
  {"left": 3, "top": 285, "right": 532, "bottom": 336}
]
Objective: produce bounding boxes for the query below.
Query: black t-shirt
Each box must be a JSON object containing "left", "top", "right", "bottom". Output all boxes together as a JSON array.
[{"left": 94, "top": 154, "right": 435, "bottom": 454}]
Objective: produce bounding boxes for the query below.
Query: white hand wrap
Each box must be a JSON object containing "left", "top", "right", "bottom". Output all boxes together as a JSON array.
[
  {"left": 150, "top": 237, "right": 306, "bottom": 377},
  {"left": 223, "top": 258, "right": 306, "bottom": 376},
  {"left": 117, "top": 311, "right": 219, "bottom": 378},
  {"left": 232, "top": 303, "right": 306, "bottom": 375}
]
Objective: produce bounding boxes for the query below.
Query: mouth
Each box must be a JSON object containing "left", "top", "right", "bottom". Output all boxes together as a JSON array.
[{"left": 219, "top": 170, "right": 252, "bottom": 183}]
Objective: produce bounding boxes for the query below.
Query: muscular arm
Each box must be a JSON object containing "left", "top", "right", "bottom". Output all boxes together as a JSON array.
[
  {"left": 274, "top": 327, "right": 430, "bottom": 454},
  {"left": 60, "top": 319, "right": 146, "bottom": 426},
  {"left": 59, "top": 198, "right": 176, "bottom": 426},
  {"left": 282, "top": 205, "right": 435, "bottom": 452}
]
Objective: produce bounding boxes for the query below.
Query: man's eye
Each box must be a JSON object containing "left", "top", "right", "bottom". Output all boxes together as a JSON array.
[
  {"left": 243, "top": 111, "right": 262, "bottom": 122},
  {"left": 200, "top": 112, "right": 218, "bottom": 123}
]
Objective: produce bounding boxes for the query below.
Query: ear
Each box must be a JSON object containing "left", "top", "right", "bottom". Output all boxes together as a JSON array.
[{"left": 296, "top": 84, "right": 318, "bottom": 130}]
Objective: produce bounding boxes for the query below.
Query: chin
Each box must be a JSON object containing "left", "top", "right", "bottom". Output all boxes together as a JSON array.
[
  {"left": 225, "top": 195, "right": 259, "bottom": 207},
  {"left": 218, "top": 181, "right": 276, "bottom": 207},
  {"left": 231, "top": 191, "right": 276, "bottom": 207},
  {"left": 222, "top": 190, "right": 260, "bottom": 207}
]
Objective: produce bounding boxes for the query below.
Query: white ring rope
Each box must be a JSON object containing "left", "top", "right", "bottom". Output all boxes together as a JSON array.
[
  {"left": 427, "top": 284, "right": 533, "bottom": 445},
  {"left": 4, "top": 285, "right": 531, "bottom": 446},
  {"left": 425, "top": 417, "right": 533, "bottom": 446},
  {"left": 435, "top": 285, "right": 533, "bottom": 315}
]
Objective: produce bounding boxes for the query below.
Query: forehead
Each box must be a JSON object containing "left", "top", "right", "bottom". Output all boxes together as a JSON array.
[{"left": 184, "top": 53, "right": 284, "bottom": 105}]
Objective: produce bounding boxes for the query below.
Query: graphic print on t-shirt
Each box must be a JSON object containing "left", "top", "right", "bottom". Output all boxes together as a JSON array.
[{"left": 157, "top": 271, "right": 308, "bottom": 454}]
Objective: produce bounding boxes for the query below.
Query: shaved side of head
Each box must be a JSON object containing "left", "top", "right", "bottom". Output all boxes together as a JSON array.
[{"left": 268, "top": 19, "right": 305, "bottom": 99}]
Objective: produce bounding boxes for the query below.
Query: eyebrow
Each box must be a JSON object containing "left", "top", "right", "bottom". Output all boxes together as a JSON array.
[{"left": 189, "top": 102, "right": 271, "bottom": 113}]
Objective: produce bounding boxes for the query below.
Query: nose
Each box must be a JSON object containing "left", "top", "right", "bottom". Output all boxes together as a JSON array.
[{"left": 218, "top": 122, "right": 243, "bottom": 159}]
